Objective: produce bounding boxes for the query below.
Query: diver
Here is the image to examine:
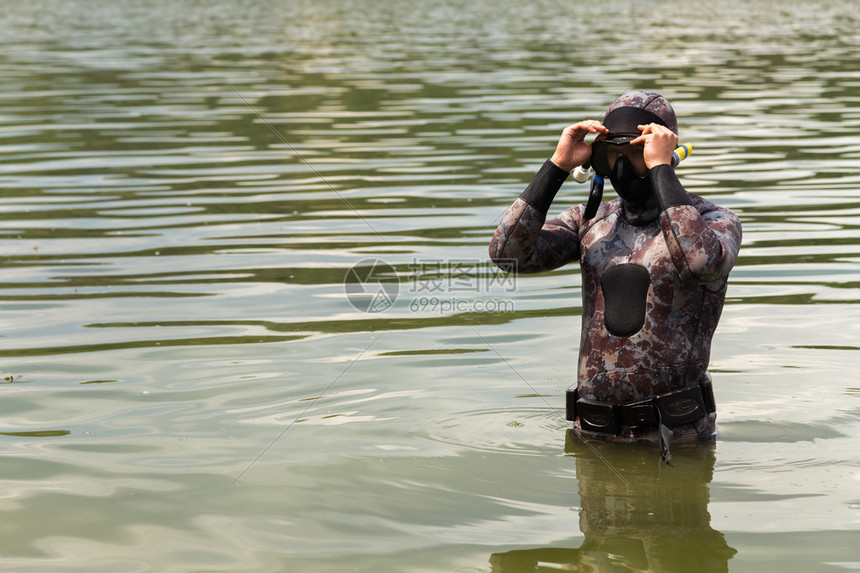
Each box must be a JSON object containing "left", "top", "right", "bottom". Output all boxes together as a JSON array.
[{"left": 489, "top": 91, "right": 742, "bottom": 461}]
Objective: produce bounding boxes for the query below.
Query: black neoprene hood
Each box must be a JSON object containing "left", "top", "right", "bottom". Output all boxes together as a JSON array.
[
  {"left": 603, "top": 91, "right": 679, "bottom": 136},
  {"left": 604, "top": 107, "right": 671, "bottom": 136}
]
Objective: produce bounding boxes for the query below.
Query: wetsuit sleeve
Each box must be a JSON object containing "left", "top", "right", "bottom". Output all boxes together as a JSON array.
[
  {"left": 489, "top": 160, "right": 581, "bottom": 274},
  {"left": 650, "top": 164, "right": 742, "bottom": 284}
]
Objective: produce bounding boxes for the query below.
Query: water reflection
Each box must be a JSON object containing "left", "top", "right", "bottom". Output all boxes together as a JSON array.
[{"left": 489, "top": 431, "right": 735, "bottom": 572}]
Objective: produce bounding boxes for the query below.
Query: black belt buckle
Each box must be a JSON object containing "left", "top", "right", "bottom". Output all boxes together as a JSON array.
[
  {"left": 621, "top": 400, "right": 658, "bottom": 427},
  {"left": 656, "top": 385, "right": 706, "bottom": 428},
  {"left": 577, "top": 399, "right": 620, "bottom": 435}
]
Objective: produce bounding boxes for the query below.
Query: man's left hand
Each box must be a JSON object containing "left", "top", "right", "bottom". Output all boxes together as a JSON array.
[{"left": 631, "top": 123, "right": 679, "bottom": 169}]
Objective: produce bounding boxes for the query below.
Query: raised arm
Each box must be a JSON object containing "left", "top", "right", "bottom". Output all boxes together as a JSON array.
[
  {"left": 634, "top": 123, "right": 742, "bottom": 284},
  {"left": 488, "top": 162, "right": 578, "bottom": 273},
  {"left": 652, "top": 165, "right": 741, "bottom": 284},
  {"left": 489, "top": 121, "right": 607, "bottom": 274}
]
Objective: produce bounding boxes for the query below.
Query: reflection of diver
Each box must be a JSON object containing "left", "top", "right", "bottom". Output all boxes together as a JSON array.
[{"left": 489, "top": 431, "right": 736, "bottom": 572}]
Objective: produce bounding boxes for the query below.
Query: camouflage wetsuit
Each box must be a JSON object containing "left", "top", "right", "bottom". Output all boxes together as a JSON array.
[{"left": 489, "top": 161, "right": 742, "bottom": 441}]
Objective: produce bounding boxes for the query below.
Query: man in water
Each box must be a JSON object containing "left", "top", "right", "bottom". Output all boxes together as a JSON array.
[{"left": 489, "top": 91, "right": 741, "bottom": 459}]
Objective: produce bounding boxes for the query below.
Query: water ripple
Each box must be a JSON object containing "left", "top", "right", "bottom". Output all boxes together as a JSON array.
[{"left": 1, "top": 0, "right": 859, "bottom": 571}]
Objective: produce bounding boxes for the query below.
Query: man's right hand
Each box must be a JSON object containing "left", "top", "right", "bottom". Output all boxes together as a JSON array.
[{"left": 550, "top": 121, "right": 608, "bottom": 172}]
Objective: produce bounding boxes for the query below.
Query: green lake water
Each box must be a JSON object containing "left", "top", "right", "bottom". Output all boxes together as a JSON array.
[{"left": 0, "top": 1, "right": 858, "bottom": 571}]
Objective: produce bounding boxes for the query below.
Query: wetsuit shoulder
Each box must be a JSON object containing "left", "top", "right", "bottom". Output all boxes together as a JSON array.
[
  {"left": 660, "top": 194, "right": 741, "bottom": 284},
  {"left": 688, "top": 194, "right": 737, "bottom": 217}
]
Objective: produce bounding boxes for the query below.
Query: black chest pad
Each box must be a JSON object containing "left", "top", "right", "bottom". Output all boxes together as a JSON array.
[{"left": 600, "top": 263, "right": 650, "bottom": 337}]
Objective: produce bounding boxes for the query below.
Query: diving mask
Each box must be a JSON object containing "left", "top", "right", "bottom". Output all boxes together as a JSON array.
[{"left": 590, "top": 136, "right": 649, "bottom": 178}]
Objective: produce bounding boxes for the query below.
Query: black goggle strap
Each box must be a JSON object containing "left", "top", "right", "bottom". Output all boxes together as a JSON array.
[{"left": 583, "top": 173, "right": 604, "bottom": 220}]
